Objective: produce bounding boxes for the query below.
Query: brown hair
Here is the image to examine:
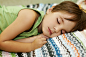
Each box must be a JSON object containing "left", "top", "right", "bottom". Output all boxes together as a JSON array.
[{"left": 51, "top": 1, "right": 86, "bottom": 32}]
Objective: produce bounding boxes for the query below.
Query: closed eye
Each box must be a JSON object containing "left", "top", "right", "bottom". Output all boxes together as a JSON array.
[{"left": 57, "top": 19, "right": 60, "bottom": 24}]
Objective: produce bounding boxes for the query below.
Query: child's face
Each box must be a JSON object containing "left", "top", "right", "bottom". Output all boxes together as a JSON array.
[{"left": 42, "top": 11, "right": 76, "bottom": 37}]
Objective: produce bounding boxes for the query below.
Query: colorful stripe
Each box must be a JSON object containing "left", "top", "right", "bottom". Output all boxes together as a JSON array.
[{"left": 62, "top": 34, "right": 80, "bottom": 57}]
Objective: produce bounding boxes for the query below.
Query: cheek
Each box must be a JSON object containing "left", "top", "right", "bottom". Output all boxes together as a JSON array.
[
  {"left": 49, "top": 32, "right": 61, "bottom": 37},
  {"left": 42, "top": 25, "right": 49, "bottom": 36},
  {"left": 68, "top": 22, "right": 76, "bottom": 28},
  {"left": 64, "top": 21, "right": 76, "bottom": 31}
]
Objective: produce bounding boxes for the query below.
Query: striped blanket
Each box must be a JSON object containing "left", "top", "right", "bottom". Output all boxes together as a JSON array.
[{"left": 0, "top": 31, "right": 86, "bottom": 57}]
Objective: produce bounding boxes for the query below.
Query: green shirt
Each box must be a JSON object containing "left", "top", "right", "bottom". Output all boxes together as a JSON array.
[{"left": 0, "top": 6, "right": 44, "bottom": 40}]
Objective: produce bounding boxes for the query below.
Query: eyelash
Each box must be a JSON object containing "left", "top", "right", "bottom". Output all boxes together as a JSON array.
[{"left": 57, "top": 19, "right": 60, "bottom": 24}]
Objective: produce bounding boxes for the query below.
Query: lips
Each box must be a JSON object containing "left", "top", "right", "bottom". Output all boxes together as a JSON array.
[{"left": 48, "top": 27, "right": 52, "bottom": 35}]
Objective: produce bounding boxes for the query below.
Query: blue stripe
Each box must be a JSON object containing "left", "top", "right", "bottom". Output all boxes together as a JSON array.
[
  {"left": 35, "top": 48, "right": 42, "bottom": 57},
  {"left": 48, "top": 38, "right": 62, "bottom": 57},
  {"left": 47, "top": 39, "right": 57, "bottom": 57}
]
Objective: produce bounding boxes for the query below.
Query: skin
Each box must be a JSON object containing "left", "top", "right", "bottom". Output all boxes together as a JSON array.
[
  {"left": 41, "top": 8, "right": 76, "bottom": 37},
  {"left": 0, "top": 6, "right": 76, "bottom": 52},
  {"left": 0, "top": 9, "right": 47, "bottom": 52}
]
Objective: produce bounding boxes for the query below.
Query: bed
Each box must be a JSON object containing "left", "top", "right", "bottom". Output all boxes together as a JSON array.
[{"left": 0, "top": 2, "right": 86, "bottom": 57}]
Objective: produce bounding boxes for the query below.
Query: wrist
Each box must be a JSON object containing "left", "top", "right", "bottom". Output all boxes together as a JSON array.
[{"left": 31, "top": 42, "right": 35, "bottom": 51}]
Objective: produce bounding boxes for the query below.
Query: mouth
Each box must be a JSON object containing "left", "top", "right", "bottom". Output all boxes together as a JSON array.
[{"left": 48, "top": 27, "right": 52, "bottom": 35}]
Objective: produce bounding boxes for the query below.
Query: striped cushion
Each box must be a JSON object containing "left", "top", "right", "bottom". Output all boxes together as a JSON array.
[
  {"left": 27, "top": 3, "right": 57, "bottom": 14},
  {"left": 0, "top": 31, "right": 86, "bottom": 57},
  {"left": 31, "top": 31, "right": 86, "bottom": 57}
]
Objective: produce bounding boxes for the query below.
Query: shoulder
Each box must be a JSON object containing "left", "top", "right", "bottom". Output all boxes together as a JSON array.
[
  {"left": 16, "top": 9, "right": 40, "bottom": 30},
  {"left": 17, "top": 9, "right": 40, "bottom": 24}
]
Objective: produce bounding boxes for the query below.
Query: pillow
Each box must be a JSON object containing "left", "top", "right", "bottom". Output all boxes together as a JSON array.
[
  {"left": 1, "top": 31, "right": 86, "bottom": 57},
  {"left": 32, "top": 31, "right": 86, "bottom": 57},
  {"left": 27, "top": 3, "right": 58, "bottom": 14}
]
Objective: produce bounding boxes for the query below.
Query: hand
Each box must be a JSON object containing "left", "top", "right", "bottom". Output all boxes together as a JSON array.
[
  {"left": 37, "top": 34, "right": 49, "bottom": 39},
  {"left": 32, "top": 36, "right": 47, "bottom": 50}
]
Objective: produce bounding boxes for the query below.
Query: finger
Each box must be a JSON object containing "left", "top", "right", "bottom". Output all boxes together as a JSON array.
[
  {"left": 42, "top": 41, "right": 47, "bottom": 44},
  {"left": 41, "top": 38, "right": 47, "bottom": 41},
  {"left": 37, "top": 36, "right": 42, "bottom": 39},
  {"left": 41, "top": 35, "right": 49, "bottom": 38}
]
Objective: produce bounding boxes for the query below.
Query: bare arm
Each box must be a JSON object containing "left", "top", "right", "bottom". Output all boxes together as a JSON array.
[
  {"left": 16, "top": 36, "right": 37, "bottom": 43},
  {"left": 16, "top": 34, "right": 49, "bottom": 43},
  {"left": 0, "top": 9, "right": 47, "bottom": 52}
]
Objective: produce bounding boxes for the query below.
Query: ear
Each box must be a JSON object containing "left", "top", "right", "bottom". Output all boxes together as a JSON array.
[{"left": 46, "top": 6, "right": 55, "bottom": 14}]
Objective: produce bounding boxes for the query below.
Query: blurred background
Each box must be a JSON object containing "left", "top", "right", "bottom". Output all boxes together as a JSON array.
[{"left": 0, "top": 0, "right": 78, "bottom": 6}]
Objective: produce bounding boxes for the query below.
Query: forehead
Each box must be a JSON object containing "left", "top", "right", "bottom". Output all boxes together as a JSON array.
[{"left": 59, "top": 11, "right": 75, "bottom": 18}]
